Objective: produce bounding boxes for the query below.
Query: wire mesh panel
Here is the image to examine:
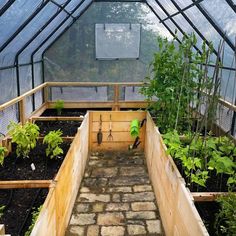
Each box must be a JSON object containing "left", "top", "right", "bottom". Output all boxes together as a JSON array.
[
  {"left": 0, "top": 104, "right": 19, "bottom": 136},
  {"left": 19, "top": 65, "right": 32, "bottom": 94},
  {"left": 50, "top": 86, "right": 108, "bottom": 101}
]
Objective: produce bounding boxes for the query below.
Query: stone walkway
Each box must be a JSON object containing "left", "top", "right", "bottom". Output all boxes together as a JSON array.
[{"left": 66, "top": 151, "right": 163, "bottom": 236}]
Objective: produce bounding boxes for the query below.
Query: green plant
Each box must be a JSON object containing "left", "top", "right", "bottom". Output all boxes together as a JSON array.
[
  {"left": 215, "top": 193, "right": 236, "bottom": 235},
  {"left": 24, "top": 205, "right": 42, "bottom": 236},
  {"left": 54, "top": 99, "right": 64, "bottom": 116},
  {"left": 8, "top": 122, "right": 39, "bottom": 158},
  {"left": 141, "top": 33, "right": 215, "bottom": 133},
  {"left": 0, "top": 146, "right": 7, "bottom": 166},
  {"left": 130, "top": 119, "right": 140, "bottom": 138},
  {"left": 0, "top": 205, "right": 5, "bottom": 219},
  {"left": 43, "top": 130, "right": 63, "bottom": 159}
]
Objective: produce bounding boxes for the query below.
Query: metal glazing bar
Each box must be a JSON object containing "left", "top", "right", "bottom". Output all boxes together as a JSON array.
[
  {"left": 192, "top": 0, "right": 235, "bottom": 51},
  {"left": 225, "top": 0, "right": 236, "bottom": 13},
  {"left": 0, "top": 0, "right": 50, "bottom": 53},
  {"left": 31, "top": 55, "right": 36, "bottom": 111},
  {"left": 49, "top": 0, "right": 75, "bottom": 17},
  {"left": 15, "top": 0, "right": 74, "bottom": 63},
  {"left": 0, "top": 61, "right": 43, "bottom": 70},
  {"left": 31, "top": 0, "right": 90, "bottom": 61},
  {"left": 169, "top": 0, "right": 218, "bottom": 56},
  {"left": 154, "top": 0, "right": 202, "bottom": 54},
  {"left": 160, "top": 0, "right": 204, "bottom": 23},
  {"left": 94, "top": 0, "right": 145, "bottom": 2},
  {"left": 145, "top": 1, "right": 182, "bottom": 44},
  {"left": 0, "top": 0, "right": 15, "bottom": 17}
]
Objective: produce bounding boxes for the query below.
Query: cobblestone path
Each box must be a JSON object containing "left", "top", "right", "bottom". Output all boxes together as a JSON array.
[{"left": 66, "top": 151, "right": 163, "bottom": 236}]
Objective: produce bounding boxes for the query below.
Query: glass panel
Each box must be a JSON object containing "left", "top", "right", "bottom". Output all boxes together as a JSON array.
[
  {"left": 146, "top": 0, "right": 167, "bottom": 19},
  {"left": 44, "top": 2, "right": 170, "bottom": 83},
  {"left": 0, "top": 68, "right": 17, "bottom": 104},
  {"left": 72, "top": 0, "right": 92, "bottom": 17},
  {"left": 18, "top": 11, "right": 68, "bottom": 64},
  {"left": 66, "top": 0, "right": 84, "bottom": 12},
  {"left": 33, "top": 18, "right": 73, "bottom": 61},
  {"left": 0, "top": 0, "right": 9, "bottom": 10},
  {"left": 0, "top": 3, "right": 58, "bottom": 67},
  {"left": 0, "top": 0, "right": 42, "bottom": 46},
  {"left": 19, "top": 65, "right": 32, "bottom": 94},
  {"left": 95, "top": 23, "right": 141, "bottom": 60},
  {"left": 200, "top": 0, "right": 236, "bottom": 42}
]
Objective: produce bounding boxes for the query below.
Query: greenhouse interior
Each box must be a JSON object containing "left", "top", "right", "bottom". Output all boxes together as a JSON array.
[{"left": 0, "top": 0, "right": 236, "bottom": 235}]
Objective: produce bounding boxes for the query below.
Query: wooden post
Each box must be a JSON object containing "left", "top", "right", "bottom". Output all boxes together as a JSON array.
[
  {"left": 113, "top": 84, "right": 120, "bottom": 111},
  {"left": 19, "top": 97, "right": 26, "bottom": 125},
  {"left": 43, "top": 86, "right": 49, "bottom": 103}
]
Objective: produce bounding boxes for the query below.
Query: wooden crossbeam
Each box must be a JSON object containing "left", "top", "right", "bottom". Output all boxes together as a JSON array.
[
  {"left": 0, "top": 180, "right": 54, "bottom": 189},
  {"left": 192, "top": 192, "right": 230, "bottom": 202}
]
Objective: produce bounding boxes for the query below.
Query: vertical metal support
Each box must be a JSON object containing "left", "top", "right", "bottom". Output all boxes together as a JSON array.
[
  {"left": 19, "top": 97, "right": 26, "bottom": 125},
  {"left": 113, "top": 84, "right": 120, "bottom": 111},
  {"left": 230, "top": 104, "right": 236, "bottom": 136},
  {"left": 31, "top": 56, "right": 36, "bottom": 111}
]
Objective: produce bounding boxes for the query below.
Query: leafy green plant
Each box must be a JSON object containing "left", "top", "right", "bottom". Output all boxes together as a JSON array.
[
  {"left": 215, "top": 193, "right": 236, "bottom": 235},
  {"left": 8, "top": 122, "right": 39, "bottom": 158},
  {"left": 43, "top": 130, "right": 63, "bottom": 159},
  {"left": 25, "top": 205, "right": 42, "bottom": 236},
  {"left": 141, "top": 33, "right": 214, "bottom": 133},
  {"left": 54, "top": 99, "right": 64, "bottom": 116},
  {"left": 0, "top": 146, "right": 7, "bottom": 166}
]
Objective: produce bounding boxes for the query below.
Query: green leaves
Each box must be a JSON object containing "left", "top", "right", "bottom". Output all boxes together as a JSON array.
[
  {"left": 43, "top": 130, "right": 63, "bottom": 159},
  {"left": 215, "top": 193, "right": 236, "bottom": 235},
  {"left": 54, "top": 100, "right": 64, "bottom": 116},
  {"left": 0, "top": 146, "right": 7, "bottom": 166},
  {"left": 8, "top": 121, "right": 39, "bottom": 158}
]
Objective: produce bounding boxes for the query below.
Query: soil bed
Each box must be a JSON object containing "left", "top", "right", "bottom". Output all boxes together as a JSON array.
[
  {"left": 36, "top": 120, "right": 81, "bottom": 136},
  {"left": 0, "top": 188, "right": 48, "bottom": 236},
  {"left": 195, "top": 202, "right": 220, "bottom": 236},
  {"left": 0, "top": 142, "right": 71, "bottom": 180},
  {"left": 41, "top": 108, "right": 111, "bottom": 117}
]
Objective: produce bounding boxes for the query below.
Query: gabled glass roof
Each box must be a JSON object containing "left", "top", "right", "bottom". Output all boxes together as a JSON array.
[{"left": 0, "top": 0, "right": 235, "bottom": 69}]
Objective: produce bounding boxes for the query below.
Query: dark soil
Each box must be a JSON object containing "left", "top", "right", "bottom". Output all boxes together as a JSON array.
[
  {"left": 36, "top": 120, "right": 81, "bottom": 137},
  {"left": 195, "top": 202, "right": 220, "bottom": 236},
  {"left": 0, "top": 188, "right": 48, "bottom": 236},
  {"left": 0, "top": 142, "right": 71, "bottom": 180},
  {"left": 41, "top": 108, "right": 111, "bottom": 117}
]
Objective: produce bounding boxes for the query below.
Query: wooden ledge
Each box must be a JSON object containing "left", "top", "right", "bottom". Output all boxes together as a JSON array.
[
  {"left": 0, "top": 180, "right": 54, "bottom": 189},
  {"left": 192, "top": 192, "right": 230, "bottom": 202},
  {"left": 31, "top": 116, "right": 84, "bottom": 121}
]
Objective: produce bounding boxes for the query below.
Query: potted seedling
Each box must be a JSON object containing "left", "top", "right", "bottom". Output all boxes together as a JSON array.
[{"left": 0, "top": 146, "right": 8, "bottom": 166}]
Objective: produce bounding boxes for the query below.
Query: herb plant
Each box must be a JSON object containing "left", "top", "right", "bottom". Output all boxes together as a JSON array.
[
  {"left": 8, "top": 122, "right": 40, "bottom": 158},
  {"left": 43, "top": 130, "right": 63, "bottom": 159},
  {"left": 130, "top": 119, "right": 140, "bottom": 138},
  {"left": 54, "top": 99, "right": 64, "bottom": 116},
  {"left": 25, "top": 205, "right": 42, "bottom": 236},
  {"left": 0, "top": 146, "right": 7, "bottom": 166},
  {"left": 0, "top": 205, "right": 5, "bottom": 219},
  {"left": 215, "top": 193, "right": 236, "bottom": 235}
]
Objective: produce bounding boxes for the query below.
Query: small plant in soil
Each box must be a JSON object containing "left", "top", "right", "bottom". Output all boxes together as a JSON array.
[
  {"left": 8, "top": 122, "right": 40, "bottom": 158},
  {"left": 0, "top": 146, "right": 7, "bottom": 166},
  {"left": 54, "top": 99, "right": 64, "bottom": 116},
  {"left": 43, "top": 130, "right": 63, "bottom": 159},
  {"left": 215, "top": 193, "right": 236, "bottom": 235},
  {"left": 24, "top": 205, "right": 42, "bottom": 236}
]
